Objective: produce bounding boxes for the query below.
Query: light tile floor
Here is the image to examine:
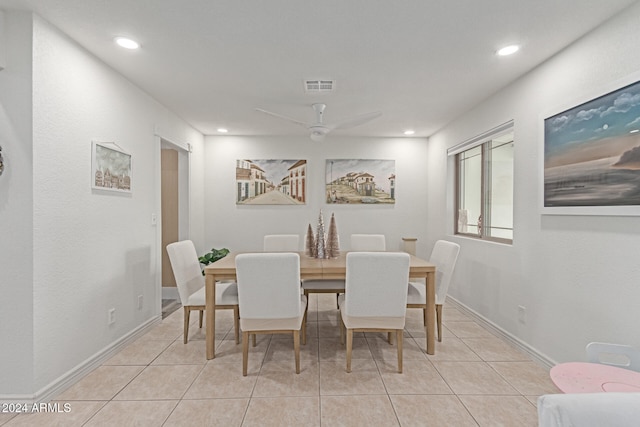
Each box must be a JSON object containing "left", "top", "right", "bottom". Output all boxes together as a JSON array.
[{"left": 1, "top": 295, "right": 560, "bottom": 426}]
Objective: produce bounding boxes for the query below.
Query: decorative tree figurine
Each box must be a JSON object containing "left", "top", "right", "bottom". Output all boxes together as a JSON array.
[
  {"left": 326, "top": 213, "right": 340, "bottom": 258},
  {"left": 315, "top": 210, "right": 327, "bottom": 259},
  {"left": 305, "top": 223, "right": 316, "bottom": 257}
]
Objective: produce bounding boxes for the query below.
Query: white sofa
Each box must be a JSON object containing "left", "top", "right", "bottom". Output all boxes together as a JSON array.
[{"left": 538, "top": 393, "right": 640, "bottom": 426}]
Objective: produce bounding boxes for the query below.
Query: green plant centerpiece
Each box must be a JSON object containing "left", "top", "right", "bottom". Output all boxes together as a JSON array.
[{"left": 198, "top": 247, "right": 230, "bottom": 275}]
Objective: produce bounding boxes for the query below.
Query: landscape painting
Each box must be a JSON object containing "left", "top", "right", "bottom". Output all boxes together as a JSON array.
[
  {"left": 325, "top": 159, "right": 395, "bottom": 204},
  {"left": 236, "top": 159, "right": 306, "bottom": 205},
  {"left": 544, "top": 79, "right": 640, "bottom": 209}
]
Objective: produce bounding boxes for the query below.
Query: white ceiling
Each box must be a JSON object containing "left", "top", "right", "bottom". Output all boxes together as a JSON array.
[{"left": 2, "top": 0, "right": 638, "bottom": 139}]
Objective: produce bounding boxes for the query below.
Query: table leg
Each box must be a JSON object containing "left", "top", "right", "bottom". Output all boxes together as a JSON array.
[
  {"left": 425, "top": 271, "right": 435, "bottom": 355},
  {"left": 206, "top": 274, "right": 216, "bottom": 359}
]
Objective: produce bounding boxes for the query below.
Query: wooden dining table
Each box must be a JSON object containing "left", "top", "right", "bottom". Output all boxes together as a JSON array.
[{"left": 204, "top": 251, "right": 437, "bottom": 359}]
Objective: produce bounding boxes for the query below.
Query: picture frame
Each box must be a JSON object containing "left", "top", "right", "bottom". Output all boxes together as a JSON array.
[
  {"left": 91, "top": 141, "right": 132, "bottom": 193},
  {"left": 325, "top": 159, "right": 395, "bottom": 204},
  {"left": 542, "top": 76, "right": 640, "bottom": 216},
  {"left": 235, "top": 159, "right": 306, "bottom": 205}
]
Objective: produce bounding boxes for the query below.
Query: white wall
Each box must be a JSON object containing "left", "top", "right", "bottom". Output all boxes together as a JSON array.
[
  {"left": 427, "top": 3, "right": 640, "bottom": 364},
  {"left": 204, "top": 136, "right": 429, "bottom": 257},
  {"left": 0, "top": 12, "right": 204, "bottom": 398},
  {"left": 0, "top": 11, "right": 35, "bottom": 397}
]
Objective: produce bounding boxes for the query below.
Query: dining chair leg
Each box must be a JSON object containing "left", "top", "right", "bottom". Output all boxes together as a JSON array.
[
  {"left": 339, "top": 311, "right": 345, "bottom": 345},
  {"left": 252, "top": 334, "right": 257, "bottom": 347},
  {"left": 302, "top": 315, "right": 307, "bottom": 346},
  {"left": 336, "top": 293, "right": 339, "bottom": 309},
  {"left": 242, "top": 331, "right": 250, "bottom": 376},
  {"left": 388, "top": 332, "right": 393, "bottom": 345},
  {"left": 293, "top": 330, "right": 301, "bottom": 374},
  {"left": 396, "top": 329, "right": 403, "bottom": 373},
  {"left": 346, "top": 329, "right": 353, "bottom": 373},
  {"left": 183, "top": 307, "right": 191, "bottom": 344},
  {"left": 303, "top": 290, "right": 309, "bottom": 343},
  {"left": 233, "top": 306, "right": 240, "bottom": 345},
  {"left": 199, "top": 310, "right": 203, "bottom": 328},
  {"left": 436, "top": 304, "right": 443, "bottom": 342}
]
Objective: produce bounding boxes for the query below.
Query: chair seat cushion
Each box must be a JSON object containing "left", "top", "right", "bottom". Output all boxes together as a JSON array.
[
  {"left": 407, "top": 281, "right": 426, "bottom": 305},
  {"left": 338, "top": 295, "right": 405, "bottom": 329},
  {"left": 301, "top": 279, "right": 345, "bottom": 291},
  {"left": 240, "top": 295, "right": 307, "bottom": 331},
  {"left": 186, "top": 281, "right": 238, "bottom": 306}
]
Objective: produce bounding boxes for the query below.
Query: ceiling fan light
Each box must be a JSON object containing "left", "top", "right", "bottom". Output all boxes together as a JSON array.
[{"left": 310, "top": 132, "right": 325, "bottom": 142}]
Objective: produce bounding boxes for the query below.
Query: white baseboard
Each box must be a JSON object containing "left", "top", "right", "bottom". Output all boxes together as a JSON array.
[
  {"left": 0, "top": 315, "right": 161, "bottom": 404},
  {"left": 447, "top": 297, "right": 556, "bottom": 369}
]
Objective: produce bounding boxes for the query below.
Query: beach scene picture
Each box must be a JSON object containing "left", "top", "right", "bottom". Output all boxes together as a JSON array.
[
  {"left": 325, "top": 159, "right": 395, "bottom": 204},
  {"left": 544, "top": 79, "right": 640, "bottom": 207},
  {"left": 236, "top": 159, "right": 306, "bottom": 205}
]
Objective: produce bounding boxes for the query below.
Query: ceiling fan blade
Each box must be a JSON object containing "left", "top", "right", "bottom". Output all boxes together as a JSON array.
[
  {"left": 329, "top": 111, "right": 382, "bottom": 130},
  {"left": 255, "top": 108, "right": 309, "bottom": 128}
]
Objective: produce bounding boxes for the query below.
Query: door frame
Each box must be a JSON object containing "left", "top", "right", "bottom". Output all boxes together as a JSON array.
[{"left": 155, "top": 135, "right": 191, "bottom": 312}]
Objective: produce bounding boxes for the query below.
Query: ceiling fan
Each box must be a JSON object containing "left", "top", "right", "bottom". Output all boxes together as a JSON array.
[{"left": 256, "top": 103, "right": 382, "bottom": 142}]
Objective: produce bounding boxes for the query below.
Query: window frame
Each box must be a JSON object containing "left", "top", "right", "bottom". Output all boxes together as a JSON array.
[{"left": 452, "top": 123, "right": 514, "bottom": 244}]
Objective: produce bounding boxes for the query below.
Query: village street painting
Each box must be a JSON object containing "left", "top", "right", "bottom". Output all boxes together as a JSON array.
[
  {"left": 544, "top": 79, "right": 640, "bottom": 207},
  {"left": 92, "top": 142, "right": 131, "bottom": 193},
  {"left": 325, "top": 159, "right": 395, "bottom": 204},
  {"left": 236, "top": 159, "right": 306, "bottom": 205}
]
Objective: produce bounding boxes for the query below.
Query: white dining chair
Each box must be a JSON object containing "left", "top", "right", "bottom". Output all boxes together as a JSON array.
[
  {"left": 166, "top": 240, "right": 239, "bottom": 344},
  {"left": 302, "top": 233, "right": 387, "bottom": 310},
  {"left": 406, "top": 240, "right": 460, "bottom": 342},
  {"left": 339, "top": 252, "right": 410, "bottom": 373},
  {"left": 236, "top": 252, "right": 307, "bottom": 376},
  {"left": 349, "top": 234, "right": 386, "bottom": 252},
  {"left": 586, "top": 342, "right": 640, "bottom": 372},
  {"left": 263, "top": 234, "right": 300, "bottom": 252}
]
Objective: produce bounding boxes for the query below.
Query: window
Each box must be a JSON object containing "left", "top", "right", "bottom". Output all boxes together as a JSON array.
[{"left": 452, "top": 123, "right": 514, "bottom": 243}]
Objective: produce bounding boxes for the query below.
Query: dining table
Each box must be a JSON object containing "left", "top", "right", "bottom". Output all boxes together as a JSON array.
[{"left": 204, "top": 251, "right": 437, "bottom": 359}]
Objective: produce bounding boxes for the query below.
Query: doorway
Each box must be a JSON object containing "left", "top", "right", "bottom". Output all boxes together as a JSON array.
[{"left": 160, "top": 138, "right": 190, "bottom": 310}]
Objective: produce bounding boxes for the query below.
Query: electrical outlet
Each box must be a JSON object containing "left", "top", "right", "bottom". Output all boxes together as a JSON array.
[
  {"left": 151, "top": 213, "right": 157, "bottom": 226},
  {"left": 518, "top": 305, "right": 526, "bottom": 323},
  {"left": 108, "top": 308, "right": 116, "bottom": 325},
  {"left": 137, "top": 295, "right": 143, "bottom": 310}
]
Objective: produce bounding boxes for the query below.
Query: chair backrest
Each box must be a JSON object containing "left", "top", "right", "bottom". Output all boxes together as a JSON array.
[
  {"left": 236, "top": 253, "right": 301, "bottom": 319},
  {"left": 350, "top": 234, "right": 386, "bottom": 251},
  {"left": 586, "top": 342, "right": 640, "bottom": 372},
  {"left": 430, "top": 240, "right": 460, "bottom": 305},
  {"left": 263, "top": 234, "right": 300, "bottom": 252},
  {"left": 344, "top": 252, "right": 410, "bottom": 318},
  {"left": 166, "top": 240, "right": 204, "bottom": 305}
]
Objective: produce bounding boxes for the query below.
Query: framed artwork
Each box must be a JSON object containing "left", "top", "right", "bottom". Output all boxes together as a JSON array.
[
  {"left": 92, "top": 141, "right": 132, "bottom": 193},
  {"left": 236, "top": 159, "right": 307, "bottom": 205},
  {"left": 325, "top": 159, "right": 395, "bottom": 204},
  {"left": 543, "top": 78, "right": 640, "bottom": 215}
]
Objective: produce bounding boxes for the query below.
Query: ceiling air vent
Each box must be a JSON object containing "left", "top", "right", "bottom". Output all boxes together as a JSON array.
[{"left": 304, "top": 80, "right": 335, "bottom": 93}]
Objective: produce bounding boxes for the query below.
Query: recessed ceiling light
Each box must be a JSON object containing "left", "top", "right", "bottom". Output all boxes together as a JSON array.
[
  {"left": 114, "top": 37, "right": 140, "bottom": 50},
  {"left": 217, "top": 128, "right": 229, "bottom": 133},
  {"left": 403, "top": 130, "right": 415, "bottom": 135},
  {"left": 497, "top": 45, "right": 519, "bottom": 56},
  {"left": 631, "top": 129, "right": 639, "bottom": 134}
]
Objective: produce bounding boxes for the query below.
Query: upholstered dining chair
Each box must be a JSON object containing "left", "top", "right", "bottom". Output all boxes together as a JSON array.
[
  {"left": 339, "top": 252, "right": 410, "bottom": 373},
  {"left": 406, "top": 240, "right": 460, "bottom": 342},
  {"left": 235, "top": 252, "right": 307, "bottom": 376},
  {"left": 586, "top": 342, "right": 640, "bottom": 372},
  {"left": 302, "top": 234, "right": 387, "bottom": 311},
  {"left": 166, "top": 240, "right": 239, "bottom": 344},
  {"left": 263, "top": 234, "right": 300, "bottom": 252}
]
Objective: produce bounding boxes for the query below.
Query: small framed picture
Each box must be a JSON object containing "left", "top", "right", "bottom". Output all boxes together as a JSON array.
[{"left": 91, "top": 141, "right": 132, "bottom": 193}]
